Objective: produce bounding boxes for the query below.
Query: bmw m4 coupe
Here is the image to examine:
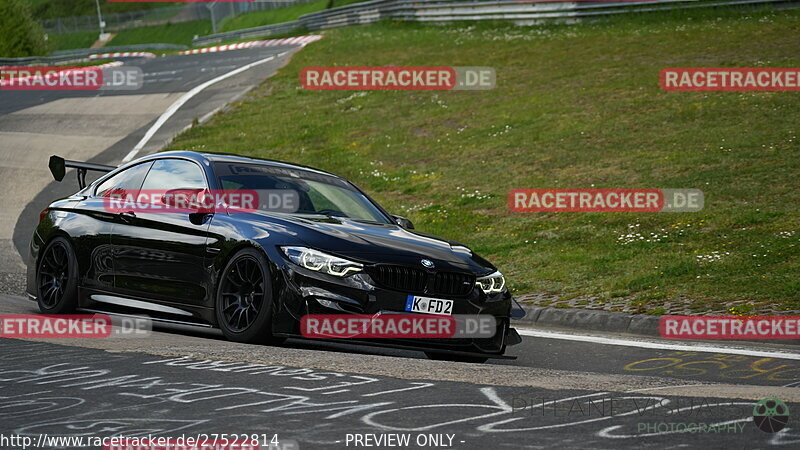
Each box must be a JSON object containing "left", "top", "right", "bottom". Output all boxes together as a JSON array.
[{"left": 28, "top": 151, "right": 523, "bottom": 362}]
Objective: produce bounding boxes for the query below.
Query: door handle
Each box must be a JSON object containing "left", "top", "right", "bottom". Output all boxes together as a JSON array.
[{"left": 119, "top": 211, "right": 136, "bottom": 222}]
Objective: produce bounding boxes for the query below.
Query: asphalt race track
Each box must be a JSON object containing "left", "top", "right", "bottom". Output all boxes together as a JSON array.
[
  {"left": 0, "top": 292, "right": 798, "bottom": 449},
  {"left": 1, "top": 44, "right": 798, "bottom": 449}
]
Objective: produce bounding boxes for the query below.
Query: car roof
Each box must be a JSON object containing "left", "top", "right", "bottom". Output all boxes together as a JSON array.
[{"left": 148, "top": 150, "right": 341, "bottom": 179}]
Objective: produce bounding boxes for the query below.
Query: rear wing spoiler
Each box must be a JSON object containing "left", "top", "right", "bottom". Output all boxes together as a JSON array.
[{"left": 49, "top": 155, "right": 116, "bottom": 189}]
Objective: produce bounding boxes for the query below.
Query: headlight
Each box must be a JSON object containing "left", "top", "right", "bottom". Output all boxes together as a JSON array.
[
  {"left": 281, "top": 246, "right": 363, "bottom": 277},
  {"left": 476, "top": 271, "right": 505, "bottom": 294}
]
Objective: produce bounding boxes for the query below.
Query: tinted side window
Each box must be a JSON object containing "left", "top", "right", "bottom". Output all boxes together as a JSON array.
[
  {"left": 141, "top": 159, "right": 206, "bottom": 190},
  {"left": 95, "top": 162, "right": 153, "bottom": 197}
]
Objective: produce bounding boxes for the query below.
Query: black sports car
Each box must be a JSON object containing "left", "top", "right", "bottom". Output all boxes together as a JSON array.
[{"left": 28, "top": 151, "right": 523, "bottom": 362}]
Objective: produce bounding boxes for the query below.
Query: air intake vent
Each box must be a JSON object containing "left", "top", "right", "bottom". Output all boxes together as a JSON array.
[
  {"left": 433, "top": 271, "right": 475, "bottom": 296},
  {"left": 368, "top": 266, "right": 475, "bottom": 297},
  {"left": 369, "top": 265, "right": 427, "bottom": 293}
]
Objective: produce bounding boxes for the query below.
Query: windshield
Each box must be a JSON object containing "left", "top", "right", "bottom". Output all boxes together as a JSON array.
[{"left": 214, "top": 162, "right": 391, "bottom": 224}]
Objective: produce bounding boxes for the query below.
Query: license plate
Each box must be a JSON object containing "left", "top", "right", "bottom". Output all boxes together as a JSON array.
[{"left": 404, "top": 295, "right": 453, "bottom": 315}]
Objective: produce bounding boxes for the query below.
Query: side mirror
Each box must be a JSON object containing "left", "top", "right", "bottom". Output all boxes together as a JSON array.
[
  {"left": 162, "top": 188, "right": 214, "bottom": 214},
  {"left": 391, "top": 214, "right": 414, "bottom": 230}
]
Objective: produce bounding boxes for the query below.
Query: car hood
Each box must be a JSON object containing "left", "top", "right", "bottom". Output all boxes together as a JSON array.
[{"left": 260, "top": 213, "right": 495, "bottom": 273}]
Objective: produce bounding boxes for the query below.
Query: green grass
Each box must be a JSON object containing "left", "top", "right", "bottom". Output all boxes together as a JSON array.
[
  {"left": 46, "top": 31, "right": 97, "bottom": 51},
  {"left": 109, "top": 20, "right": 212, "bottom": 47},
  {"left": 27, "top": 0, "right": 181, "bottom": 20},
  {"left": 220, "top": 0, "right": 370, "bottom": 32},
  {"left": 167, "top": 7, "right": 800, "bottom": 312}
]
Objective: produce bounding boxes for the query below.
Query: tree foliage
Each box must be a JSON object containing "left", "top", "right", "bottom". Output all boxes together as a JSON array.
[{"left": 0, "top": 0, "right": 48, "bottom": 57}]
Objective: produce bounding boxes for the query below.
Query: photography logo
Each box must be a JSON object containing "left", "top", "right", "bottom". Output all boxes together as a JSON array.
[{"left": 752, "top": 397, "right": 790, "bottom": 433}]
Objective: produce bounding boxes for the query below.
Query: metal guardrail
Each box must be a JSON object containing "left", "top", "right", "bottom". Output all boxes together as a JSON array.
[
  {"left": 52, "top": 43, "right": 187, "bottom": 57},
  {"left": 0, "top": 56, "right": 77, "bottom": 66},
  {"left": 0, "top": 44, "right": 188, "bottom": 66},
  {"left": 193, "top": 0, "right": 797, "bottom": 46},
  {"left": 193, "top": 20, "right": 304, "bottom": 45}
]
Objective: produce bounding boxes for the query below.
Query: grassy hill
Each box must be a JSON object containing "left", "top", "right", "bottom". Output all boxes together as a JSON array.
[
  {"left": 167, "top": 7, "right": 800, "bottom": 314},
  {"left": 27, "top": 0, "right": 179, "bottom": 20},
  {"left": 110, "top": 20, "right": 212, "bottom": 47}
]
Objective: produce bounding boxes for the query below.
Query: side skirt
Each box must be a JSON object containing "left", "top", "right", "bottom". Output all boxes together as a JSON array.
[{"left": 274, "top": 335, "right": 517, "bottom": 360}]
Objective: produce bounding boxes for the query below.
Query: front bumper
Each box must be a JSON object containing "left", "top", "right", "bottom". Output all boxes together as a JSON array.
[{"left": 277, "top": 263, "right": 520, "bottom": 355}]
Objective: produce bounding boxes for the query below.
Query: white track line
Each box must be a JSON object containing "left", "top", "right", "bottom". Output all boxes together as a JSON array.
[
  {"left": 122, "top": 51, "right": 287, "bottom": 163},
  {"left": 517, "top": 328, "right": 800, "bottom": 360}
]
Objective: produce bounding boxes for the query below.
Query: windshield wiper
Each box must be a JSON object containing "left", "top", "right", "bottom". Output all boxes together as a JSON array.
[{"left": 350, "top": 218, "right": 386, "bottom": 225}]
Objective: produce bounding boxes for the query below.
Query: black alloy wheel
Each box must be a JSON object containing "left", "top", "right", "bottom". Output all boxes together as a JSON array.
[
  {"left": 215, "top": 248, "right": 284, "bottom": 344},
  {"left": 36, "top": 237, "right": 78, "bottom": 313}
]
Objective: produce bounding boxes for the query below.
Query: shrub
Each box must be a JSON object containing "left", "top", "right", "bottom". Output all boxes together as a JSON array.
[{"left": 0, "top": 0, "right": 48, "bottom": 57}]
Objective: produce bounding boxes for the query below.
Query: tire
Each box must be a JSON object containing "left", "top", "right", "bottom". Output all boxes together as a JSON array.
[
  {"left": 36, "top": 236, "right": 79, "bottom": 314},
  {"left": 424, "top": 352, "right": 489, "bottom": 364},
  {"left": 215, "top": 248, "right": 285, "bottom": 345}
]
